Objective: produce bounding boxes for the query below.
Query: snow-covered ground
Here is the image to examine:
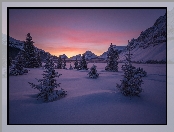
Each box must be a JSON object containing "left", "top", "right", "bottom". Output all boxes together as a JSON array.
[{"left": 8, "top": 63, "right": 166, "bottom": 124}]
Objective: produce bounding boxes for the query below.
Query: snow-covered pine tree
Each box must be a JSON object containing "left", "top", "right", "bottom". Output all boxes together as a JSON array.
[
  {"left": 69, "top": 63, "right": 73, "bottom": 70},
  {"left": 23, "top": 33, "right": 41, "bottom": 68},
  {"left": 55, "top": 55, "right": 62, "bottom": 69},
  {"left": 44, "top": 55, "right": 55, "bottom": 69},
  {"left": 87, "top": 64, "right": 99, "bottom": 78},
  {"left": 105, "top": 43, "right": 119, "bottom": 72},
  {"left": 78, "top": 54, "right": 88, "bottom": 70},
  {"left": 9, "top": 52, "right": 28, "bottom": 76},
  {"left": 116, "top": 40, "right": 147, "bottom": 97},
  {"left": 28, "top": 55, "right": 67, "bottom": 102},
  {"left": 135, "top": 67, "right": 147, "bottom": 77},
  {"left": 61, "top": 57, "right": 66, "bottom": 69},
  {"left": 74, "top": 58, "right": 79, "bottom": 69},
  {"left": 36, "top": 49, "right": 42, "bottom": 67}
]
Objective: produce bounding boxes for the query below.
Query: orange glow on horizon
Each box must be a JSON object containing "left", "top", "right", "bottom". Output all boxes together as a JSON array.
[{"left": 37, "top": 44, "right": 107, "bottom": 58}]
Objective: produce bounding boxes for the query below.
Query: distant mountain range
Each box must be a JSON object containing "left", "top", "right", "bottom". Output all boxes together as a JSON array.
[{"left": 7, "top": 35, "right": 126, "bottom": 61}]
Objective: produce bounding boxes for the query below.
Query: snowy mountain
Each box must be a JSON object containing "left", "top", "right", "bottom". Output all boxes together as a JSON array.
[
  {"left": 9, "top": 36, "right": 24, "bottom": 50},
  {"left": 60, "top": 54, "right": 68, "bottom": 59},
  {"left": 119, "top": 13, "right": 166, "bottom": 63},
  {"left": 83, "top": 51, "right": 98, "bottom": 60}
]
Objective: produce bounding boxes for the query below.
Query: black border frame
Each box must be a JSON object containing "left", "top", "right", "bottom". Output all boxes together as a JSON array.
[{"left": 7, "top": 7, "right": 167, "bottom": 125}]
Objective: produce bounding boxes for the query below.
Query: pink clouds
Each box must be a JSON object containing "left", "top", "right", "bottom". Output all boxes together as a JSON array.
[
  {"left": 10, "top": 23, "right": 140, "bottom": 57},
  {"left": 9, "top": 9, "right": 165, "bottom": 58}
]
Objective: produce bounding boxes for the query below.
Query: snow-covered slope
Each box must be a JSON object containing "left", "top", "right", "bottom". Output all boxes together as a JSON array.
[
  {"left": 9, "top": 36, "right": 24, "bottom": 50},
  {"left": 119, "top": 13, "right": 166, "bottom": 62},
  {"left": 119, "top": 42, "right": 166, "bottom": 62}
]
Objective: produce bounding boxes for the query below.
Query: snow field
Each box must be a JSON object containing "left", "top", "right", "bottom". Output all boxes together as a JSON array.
[{"left": 9, "top": 63, "right": 166, "bottom": 124}]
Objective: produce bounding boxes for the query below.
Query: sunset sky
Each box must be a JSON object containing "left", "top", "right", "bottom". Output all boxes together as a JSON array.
[{"left": 9, "top": 8, "right": 166, "bottom": 57}]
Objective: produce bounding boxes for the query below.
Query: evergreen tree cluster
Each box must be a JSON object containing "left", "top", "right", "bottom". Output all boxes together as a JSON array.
[
  {"left": 105, "top": 43, "right": 119, "bottom": 72},
  {"left": 117, "top": 63, "right": 143, "bottom": 97},
  {"left": 55, "top": 55, "right": 67, "bottom": 69},
  {"left": 9, "top": 52, "right": 29, "bottom": 76},
  {"left": 116, "top": 40, "right": 147, "bottom": 97},
  {"left": 23, "top": 33, "right": 42, "bottom": 68},
  {"left": 69, "top": 63, "right": 73, "bottom": 70},
  {"left": 28, "top": 55, "right": 67, "bottom": 102},
  {"left": 56, "top": 56, "right": 62, "bottom": 69},
  {"left": 62, "top": 58, "right": 66, "bottom": 69},
  {"left": 145, "top": 60, "right": 166, "bottom": 64},
  {"left": 44, "top": 55, "right": 55, "bottom": 69},
  {"left": 73, "top": 54, "right": 88, "bottom": 70},
  {"left": 78, "top": 54, "right": 88, "bottom": 70},
  {"left": 74, "top": 58, "right": 79, "bottom": 69},
  {"left": 9, "top": 33, "right": 42, "bottom": 76}
]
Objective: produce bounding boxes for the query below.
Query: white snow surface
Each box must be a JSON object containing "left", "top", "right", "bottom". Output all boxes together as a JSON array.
[
  {"left": 9, "top": 63, "right": 166, "bottom": 124},
  {"left": 119, "top": 42, "right": 166, "bottom": 62}
]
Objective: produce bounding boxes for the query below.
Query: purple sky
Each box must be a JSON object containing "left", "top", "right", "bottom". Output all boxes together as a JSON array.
[{"left": 9, "top": 8, "right": 166, "bottom": 57}]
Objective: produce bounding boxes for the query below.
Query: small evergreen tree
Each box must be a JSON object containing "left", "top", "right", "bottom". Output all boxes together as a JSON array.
[
  {"left": 116, "top": 40, "right": 147, "bottom": 97},
  {"left": 135, "top": 67, "right": 147, "bottom": 77},
  {"left": 78, "top": 54, "right": 88, "bottom": 70},
  {"left": 69, "top": 63, "right": 73, "bottom": 70},
  {"left": 23, "top": 33, "right": 41, "bottom": 68},
  {"left": 9, "top": 52, "right": 28, "bottom": 76},
  {"left": 87, "top": 64, "right": 99, "bottom": 78},
  {"left": 55, "top": 55, "right": 62, "bottom": 69},
  {"left": 44, "top": 55, "right": 55, "bottom": 69},
  {"left": 61, "top": 57, "right": 66, "bottom": 69},
  {"left": 36, "top": 50, "right": 42, "bottom": 67},
  {"left": 74, "top": 58, "right": 79, "bottom": 69},
  {"left": 28, "top": 55, "right": 67, "bottom": 102},
  {"left": 105, "top": 43, "right": 119, "bottom": 72}
]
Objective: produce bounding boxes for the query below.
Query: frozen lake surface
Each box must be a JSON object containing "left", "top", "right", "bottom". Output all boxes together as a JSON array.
[{"left": 8, "top": 63, "right": 166, "bottom": 124}]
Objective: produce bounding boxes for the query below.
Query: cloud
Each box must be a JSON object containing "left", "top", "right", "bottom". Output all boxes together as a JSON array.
[{"left": 9, "top": 20, "right": 140, "bottom": 57}]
